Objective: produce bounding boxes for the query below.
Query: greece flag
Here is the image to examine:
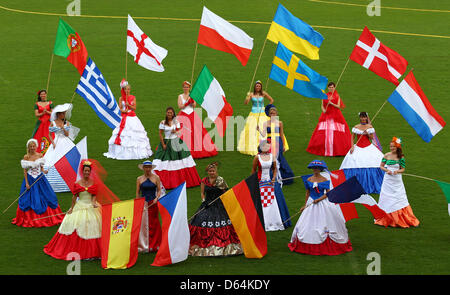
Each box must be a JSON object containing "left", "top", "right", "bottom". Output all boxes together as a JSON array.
[{"left": 76, "top": 58, "right": 121, "bottom": 129}]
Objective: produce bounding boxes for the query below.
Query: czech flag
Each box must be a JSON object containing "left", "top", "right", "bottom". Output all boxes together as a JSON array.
[
  {"left": 388, "top": 72, "right": 446, "bottom": 142},
  {"left": 53, "top": 136, "right": 87, "bottom": 193},
  {"left": 101, "top": 198, "right": 145, "bottom": 269},
  {"left": 220, "top": 173, "right": 267, "bottom": 259},
  {"left": 152, "top": 182, "right": 190, "bottom": 266}
]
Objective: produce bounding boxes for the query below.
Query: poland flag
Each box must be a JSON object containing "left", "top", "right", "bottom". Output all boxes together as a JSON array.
[
  {"left": 127, "top": 15, "right": 168, "bottom": 72},
  {"left": 197, "top": 6, "right": 253, "bottom": 66}
]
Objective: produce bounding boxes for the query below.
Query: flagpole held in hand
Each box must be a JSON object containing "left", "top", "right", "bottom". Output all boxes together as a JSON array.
[{"left": 2, "top": 173, "right": 46, "bottom": 215}]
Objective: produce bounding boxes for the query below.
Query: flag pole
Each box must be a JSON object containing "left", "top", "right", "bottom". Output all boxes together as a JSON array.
[
  {"left": 46, "top": 53, "right": 54, "bottom": 94},
  {"left": 324, "top": 57, "right": 350, "bottom": 113},
  {"left": 190, "top": 42, "right": 199, "bottom": 84},
  {"left": 248, "top": 38, "right": 268, "bottom": 93},
  {"left": 125, "top": 45, "right": 128, "bottom": 80},
  {"left": 2, "top": 174, "right": 45, "bottom": 214}
]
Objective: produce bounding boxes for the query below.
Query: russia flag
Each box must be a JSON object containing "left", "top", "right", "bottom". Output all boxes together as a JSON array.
[
  {"left": 152, "top": 182, "right": 190, "bottom": 266},
  {"left": 53, "top": 137, "right": 88, "bottom": 192},
  {"left": 388, "top": 72, "right": 446, "bottom": 142}
]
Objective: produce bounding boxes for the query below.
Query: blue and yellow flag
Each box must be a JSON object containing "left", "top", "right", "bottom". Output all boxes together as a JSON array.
[
  {"left": 267, "top": 4, "right": 323, "bottom": 60},
  {"left": 269, "top": 42, "right": 328, "bottom": 99}
]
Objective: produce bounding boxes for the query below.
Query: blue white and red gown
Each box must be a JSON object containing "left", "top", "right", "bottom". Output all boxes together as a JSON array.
[
  {"left": 257, "top": 153, "right": 290, "bottom": 231},
  {"left": 12, "top": 158, "right": 64, "bottom": 227},
  {"left": 288, "top": 179, "right": 352, "bottom": 255},
  {"left": 339, "top": 127, "right": 385, "bottom": 194}
]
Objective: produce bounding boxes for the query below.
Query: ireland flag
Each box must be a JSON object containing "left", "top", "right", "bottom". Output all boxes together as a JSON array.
[
  {"left": 53, "top": 19, "right": 88, "bottom": 75},
  {"left": 190, "top": 65, "right": 233, "bottom": 137},
  {"left": 435, "top": 180, "right": 450, "bottom": 216}
]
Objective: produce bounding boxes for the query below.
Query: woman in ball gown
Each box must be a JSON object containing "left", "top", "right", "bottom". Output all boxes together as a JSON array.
[
  {"left": 43, "top": 103, "right": 79, "bottom": 193},
  {"left": 44, "top": 159, "right": 120, "bottom": 260},
  {"left": 251, "top": 140, "right": 290, "bottom": 231},
  {"left": 12, "top": 139, "right": 64, "bottom": 227},
  {"left": 257, "top": 104, "right": 294, "bottom": 185},
  {"left": 288, "top": 160, "right": 352, "bottom": 256},
  {"left": 104, "top": 80, "right": 152, "bottom": 160},
  {"left": 136, "top": 160, "right": 163, "bottom": 253},
  {"left": 177, "top": 81, "right": 218, "bottom": 159},
  {"left": 306, "top": 82, "right": 352, "bottom": 157},
  {"left": 374, "top": 137, "right": 420, "bottom": 228},
  {"left": 238, "top": 80, "right": 289, "bottom": 156},
  {"left": 189, "top": 162, "right": 243, "bottom": 257},
  {"left": 152, "top": 107, "right": 201, "bottom": 189},
  {"left": 339, "top": 112, "right": 384, "bottom": 194},
  {"left": 31, "top": 89, "right": 54, "bottom": 154}
]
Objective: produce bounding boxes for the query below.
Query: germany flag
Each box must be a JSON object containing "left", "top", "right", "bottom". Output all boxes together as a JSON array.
[{"left": 220, "top": 173, "right": 267, "bottom": 258}]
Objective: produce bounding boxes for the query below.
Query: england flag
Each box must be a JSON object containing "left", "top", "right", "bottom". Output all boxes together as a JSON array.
[{"left": 76, "top": 58, "right": 122, "bottom": 129}]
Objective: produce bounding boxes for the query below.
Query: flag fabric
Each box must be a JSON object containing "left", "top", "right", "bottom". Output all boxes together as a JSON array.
[
  {"left": 270, "top": 42, "right": 328, "bottom": 99},
  {"left": 220, "top": 173, "right": 267, "bottom": 259},
  {"left": 101, "top": 198, "right": 145, "bottom": 269},
  {"left": 53, "top": 18, "right": 88, "bottom": 75},
  {"left": 197, "top": 7, "right": 253, "bottom": 66},
  {"left": 388, "top": 72, "right": 446, "bottom": 142},
  {"left": 434, "top": 180, "right": 450, "bottom": 216},
  {"left": 127, "top": 15, "right": 168, "bottom": 72},
  {"left": 349, "top": 26, "right": 408, "bottom": 85},
  {"left": 53, "top": 136, "right": 88, "bottom": 193},
  {"left": 76, "top": 58, "right": 122, "bottom": 129},
  {"left": 267, "top": 4, "right": 324, "bottom": 60},
  {"left": 152, "top": 182, "right": 189, "bottom": 266},
  {"left": 327, "top": 171, "right": 386, "bottom": 221},
  {"left": 189, "top": 65, "right": 233, "bottom": 137}
]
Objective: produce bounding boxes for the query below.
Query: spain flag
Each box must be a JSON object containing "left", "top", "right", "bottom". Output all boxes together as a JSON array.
[
  {"left": 220, "top": 173, "right": 267, "bottom": 258},
  {"left": 101, "top": 198, "right": 145, "bottom": 269}
]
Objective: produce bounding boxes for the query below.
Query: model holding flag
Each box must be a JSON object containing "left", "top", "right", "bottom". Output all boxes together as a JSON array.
[
  {"left": 252, "top": 141, "right": 290, "bottom": 231},
  {"left": 288, "top": 160, "right": 352, "bottom": 256},
  {"left": 43, "top": 103, "right": 79, "bottom": 192},
  {"left": 339, "top": 112, "right": 384, "bottom": 194},
  {"left": 257, "top": 104, "right": 294, "bottom": 185},
  {"left": 375, "top": 138, "right": 420, "bottom": 228},
  {"left": 12, "top": 139, "right": 64, "bottom": 228},
  {"left": 152, "top": 107, "right": 201, "bottom": 189},
  {"left": 44, "top": 159, "right": 120, "bottom": 260},
  {"left": 32, "top": 90, "right": 54, "bottom": 154},
  {"left": 136, "top": 161, "right": 163, "bottom": 253},
  {"left": 104, "top": 80, "right": 153, "bottom": 160},
  {"left": 177, "top": 81, "right": 218, "bottom": 159},
  {"left": 189, "top": 162, "right": 243, "bottom": 257},
  {"left": 306, "top": 82, "right": 352, "bottom": 157}
]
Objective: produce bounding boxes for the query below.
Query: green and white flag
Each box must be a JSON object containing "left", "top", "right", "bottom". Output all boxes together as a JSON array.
[
  {"left": 190, "top": 65, "right": 233, "bottom": 137},
  {"left": 435, "top": 180, "right": 450, "bottom": 216}
]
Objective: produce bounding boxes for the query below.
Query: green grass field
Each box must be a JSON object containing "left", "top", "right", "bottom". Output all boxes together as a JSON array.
[{"left": 0, "top": 0, "right": 449, "bottom": 275}]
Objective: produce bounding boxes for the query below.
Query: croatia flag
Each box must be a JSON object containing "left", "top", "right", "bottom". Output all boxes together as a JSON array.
[
  {"left": 152, "top": 182, "right": 190, "bottom": 266},
  {"left": 197, "top": 6, "right": 253, "bottom": 66},
  {"left": 53, "top": 136, "right": 88, "bottom": 193},
  {"left": 327, "top": 170, "right": 386, "bottom": 222},
  {"left": 388, "top": 72, "right": 446, "bottom": 142}
]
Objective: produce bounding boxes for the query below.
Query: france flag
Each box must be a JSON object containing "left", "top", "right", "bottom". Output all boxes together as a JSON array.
[
  {"left": 152, "top": 182, "right": 190, "bottom": 266},
  {"left": 388, "top": 72, "right": 446, "bottom": 142}
]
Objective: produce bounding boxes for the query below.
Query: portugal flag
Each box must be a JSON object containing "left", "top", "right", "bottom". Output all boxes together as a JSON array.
[
  {"left": 220, "top": 173, "right": 267, "bottom": 258},
  {"left": 53, "top": 19, "right": 88, "bottom": 75},
  {"left": 101, "top": 198, "right": 145, "bottom": 269}
]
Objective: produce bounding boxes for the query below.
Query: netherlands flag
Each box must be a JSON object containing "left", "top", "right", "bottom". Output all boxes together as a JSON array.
[
  {"left": 151, "top": 182, "right": 189, "bottom": 266},
  {"left": 388, "top": 72, "right": 446, "bottom": 142},
  {"left": 53, "top": 137, "right": 88, "bottom": 193}
]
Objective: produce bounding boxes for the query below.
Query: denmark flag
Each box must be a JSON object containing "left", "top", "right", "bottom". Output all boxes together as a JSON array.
[
  {"left": 127, "top": 15, "right": 168, "bottom": 72},
  {"left": 350, "top": 27, "right": 408, "bottom": 85}
]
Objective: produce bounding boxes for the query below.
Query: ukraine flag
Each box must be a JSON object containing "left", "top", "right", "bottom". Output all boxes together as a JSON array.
[
  {"left": 267, "top": 4, "right": 324, "bottom": 60},
  {"left": 269, "top": 42, "right": 328, "bottom": 100}
]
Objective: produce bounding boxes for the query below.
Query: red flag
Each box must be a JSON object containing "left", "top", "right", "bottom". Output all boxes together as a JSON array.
[{"left": 350, "top": 27, "right": 408, "bottom": 85}]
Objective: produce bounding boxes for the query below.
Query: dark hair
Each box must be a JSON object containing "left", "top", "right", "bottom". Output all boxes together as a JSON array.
[
  {"left": 37, "top": 90, "right": 47, "bottom": 101},
  {"left": 164, "top": 107, "right": 176, "bottom": 126},
  {"left": 253, "top": 81, "right": 264, "bottom": 96},
  {"left": 359, "top": 111, "right": 368, "bottom": 118},
  {"left": 82, "top": 164, "right": 92, "bottom": 171},
  {"left": 393, "top": 145, "right": 404, "bottom": 159},
  {"left": 327, "top": 82, "right": 336, "bottom": 88}
]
